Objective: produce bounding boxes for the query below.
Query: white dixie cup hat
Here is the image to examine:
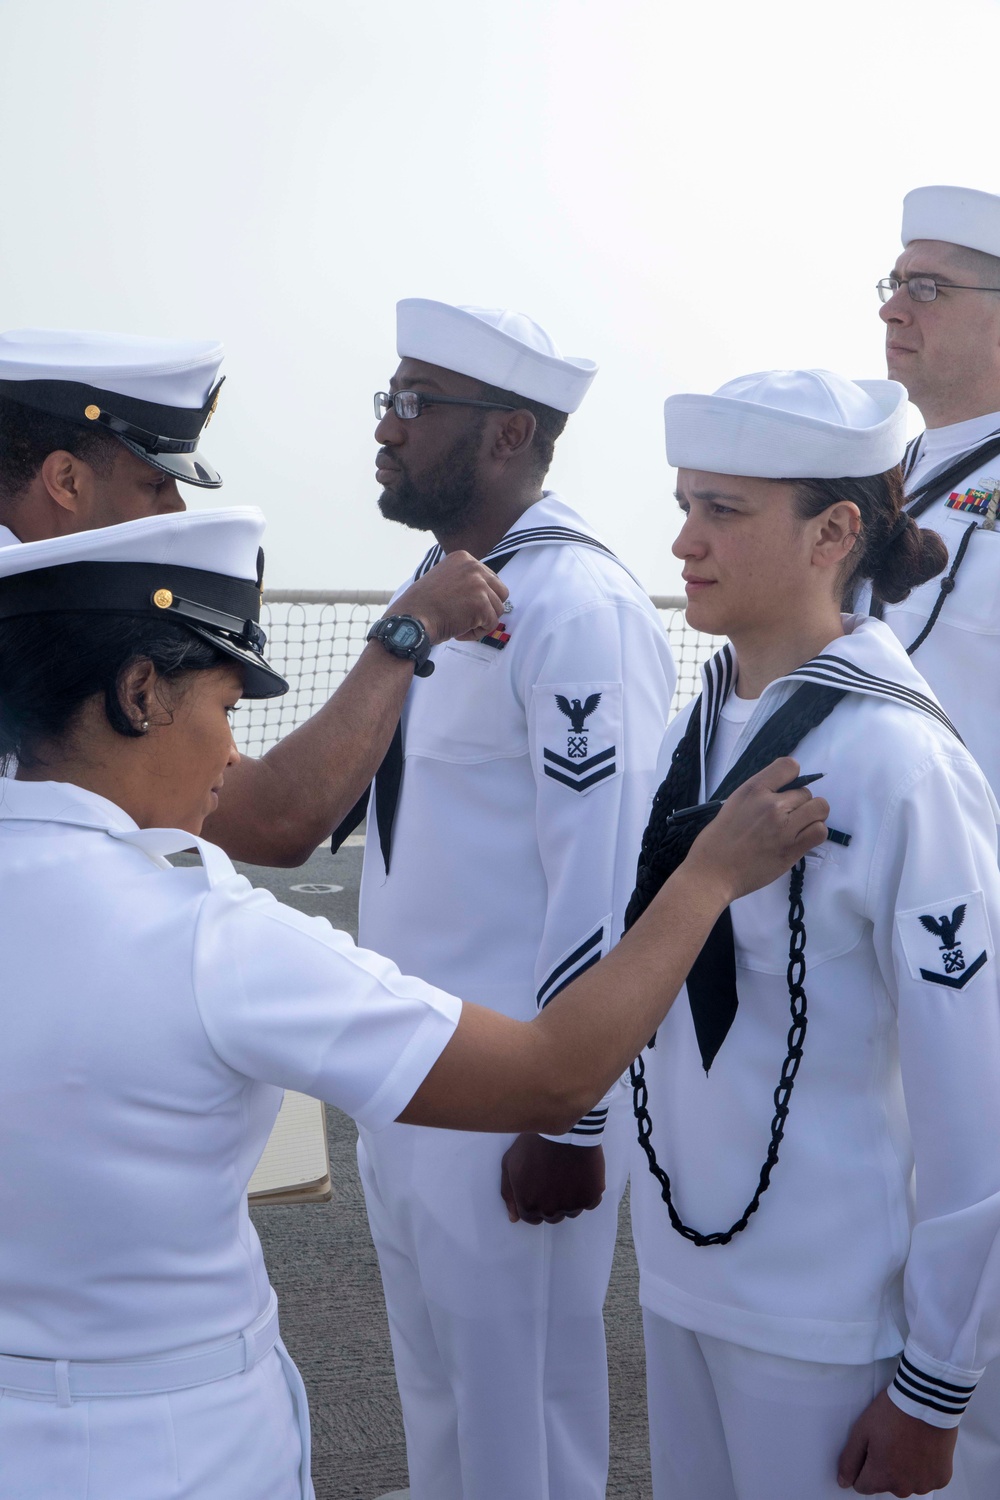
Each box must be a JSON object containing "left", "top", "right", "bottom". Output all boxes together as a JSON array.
[
  {"left": 901, "top": 185, "right": 1000, "bottom": 257},
  {"left": 663, "top": 368, "right": 909, "bottom": 480},
  {"left": 395, "top": 299, "right": 598, "bottom": 413}
]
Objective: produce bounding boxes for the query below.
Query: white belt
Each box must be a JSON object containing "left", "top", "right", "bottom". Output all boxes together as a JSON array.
[{"left": 0, "top": 1289, "right": 279, "bottom": 1406}]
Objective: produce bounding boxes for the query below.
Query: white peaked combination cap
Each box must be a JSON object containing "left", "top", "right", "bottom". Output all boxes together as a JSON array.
[
  {"left": 664, "top": 369, "right": 909, "bottom": 480},
  {"left": 902, "top": 185, "right": 1000, "bottom": 258},
  {"left": 396, "top": 299, "right": 598, "bottom": 412},
  {"left": 0, "top": 329, "right": 226, "bottom": 488},
  {"left": 0, "top": 508, "right": 287, "bottom": 698}
]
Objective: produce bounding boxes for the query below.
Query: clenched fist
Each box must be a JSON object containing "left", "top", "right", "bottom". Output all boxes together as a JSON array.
[{"left": 392, "top": 550, "right": 509, "bottom": 645}]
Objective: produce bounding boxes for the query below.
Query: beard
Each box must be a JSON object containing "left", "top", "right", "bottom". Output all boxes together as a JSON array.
[{"left": 377, "top": 423, "right": 485, "bottom": 533}]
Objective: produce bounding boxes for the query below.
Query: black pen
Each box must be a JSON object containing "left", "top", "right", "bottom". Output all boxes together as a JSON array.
[{"left": 669, "top": 773, "right": 825, "bottom": 824}]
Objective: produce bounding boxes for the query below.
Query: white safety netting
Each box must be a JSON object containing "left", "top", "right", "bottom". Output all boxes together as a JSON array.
[{"left": 235, "top": 592, "right": 723, "bottom": 758}]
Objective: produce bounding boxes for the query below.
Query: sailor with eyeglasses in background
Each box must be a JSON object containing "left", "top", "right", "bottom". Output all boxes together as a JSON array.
[
  {"left": 871, "top": 186, "right": 1000, "bottom": 796},
  {"left": 875, "top": 186, "right": 1000, "bottom": 1499}
]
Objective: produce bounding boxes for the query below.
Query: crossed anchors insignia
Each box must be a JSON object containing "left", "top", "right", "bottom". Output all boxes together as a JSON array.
[
  {"left": 543, "top": 692, "right": 617, "bottom": 792},
  {"left": 556, "top": 692, "right": 601, "bottom": 757},
  {"left": 917, "top": 903, "right": 988, "bottom": 988}
]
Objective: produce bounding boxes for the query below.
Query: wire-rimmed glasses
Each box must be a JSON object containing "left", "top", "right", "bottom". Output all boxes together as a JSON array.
[{"left": 877, "top": 276, "right": 1000, "bottom": 304}]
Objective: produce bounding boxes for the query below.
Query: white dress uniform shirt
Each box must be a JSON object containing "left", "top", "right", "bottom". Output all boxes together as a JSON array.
[
  {"left": 0, "top": 778, "right": 461, "bottom": 1500},
  {"left": 0, "top": 522, "right": 19, "bottom": 546},
  {"left": 631, "top": 617, "right": 1000, "bottom": 1434},
  {"left": 356, "top": 491, "right": 676, "bottom": 1500},
  {"left": 877, "top": 410, "right": 1000, "bottom": 793}
]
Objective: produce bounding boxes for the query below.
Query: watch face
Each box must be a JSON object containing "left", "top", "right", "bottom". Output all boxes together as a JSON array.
[{"left": 389, "top": 619, "right": 422, "bottom": 650}]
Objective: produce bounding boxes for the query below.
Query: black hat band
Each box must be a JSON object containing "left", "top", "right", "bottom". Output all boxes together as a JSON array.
[
  {"left": 0, "top": 376, "right": 224, "bottom": 451},
  {"left": 0, "top": 559, "right": 264, "bottom": 654}
]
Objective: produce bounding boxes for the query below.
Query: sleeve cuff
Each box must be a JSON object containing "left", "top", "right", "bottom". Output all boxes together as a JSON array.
[
  {"left": 888, "top": 1344, "right": 982, "bottom": 1430},
  {"left": 540, "top": 1104, "right": 609, "bottom": 1146}
]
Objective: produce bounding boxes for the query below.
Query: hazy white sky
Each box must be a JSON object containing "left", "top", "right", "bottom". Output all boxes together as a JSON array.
[{"left": 1, "top": 0, "right": 998, "bottom": 592}]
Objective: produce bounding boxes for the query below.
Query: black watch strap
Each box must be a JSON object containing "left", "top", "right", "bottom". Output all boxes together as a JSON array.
[{"left": 367, "top": 614, "right": 435, "bottom": 677}]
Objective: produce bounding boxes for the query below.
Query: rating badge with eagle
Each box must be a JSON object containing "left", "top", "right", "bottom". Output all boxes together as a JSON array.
[
  {"left": 898, "top": 889, "right": 993, "bottom": 990},
  {"left": 535, "top": 681, "right": 622, "bottom": 795}
]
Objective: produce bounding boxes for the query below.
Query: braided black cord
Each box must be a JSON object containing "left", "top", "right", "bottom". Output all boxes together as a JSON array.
[
  {"left": 630, "top": 859, "right": 807, "bottom": 1245},
  {"left": 905, "top": 519, "right": 976, "bottom": 657},
  {"left": 625, "top": 681, "right": 843, "bottom": 1246}
]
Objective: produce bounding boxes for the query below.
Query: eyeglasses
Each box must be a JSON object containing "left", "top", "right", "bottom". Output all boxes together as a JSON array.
[
  {"left": 374, "top": 390, "right": 517, "bottom": 421},
  {"left": 877, "top": 276, "right": 1000, "bottom": 304}
]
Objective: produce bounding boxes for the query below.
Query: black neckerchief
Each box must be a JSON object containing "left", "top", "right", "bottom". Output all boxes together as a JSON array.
[{"left": 625, "top": 681, "right": 845, "bottom": 1072}]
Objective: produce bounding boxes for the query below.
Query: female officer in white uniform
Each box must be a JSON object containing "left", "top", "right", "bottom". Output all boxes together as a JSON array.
[
  {"left": 629, "top": 369, "right": 1000, "bottom": 1499},
  {"left": 0, "top": 504, "right": 825, "bottom": 1500}
]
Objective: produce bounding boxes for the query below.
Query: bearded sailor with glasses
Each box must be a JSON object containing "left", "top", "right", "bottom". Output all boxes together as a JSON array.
[
  {"left": 870, "top": 186, "right": 1000, "bottom": 805},
  {"left": 337, "top": 299, "right": 676, "bottom": 1500}
]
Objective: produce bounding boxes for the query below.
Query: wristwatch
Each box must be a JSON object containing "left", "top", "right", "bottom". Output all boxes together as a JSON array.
[{"left": 366, "top": 614, "right": 435, "bottom": 676}]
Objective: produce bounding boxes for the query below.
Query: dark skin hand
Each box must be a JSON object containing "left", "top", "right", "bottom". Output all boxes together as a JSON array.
[
  {"left": 200, "top": 548, "right": 507, "bottom": 865},
  {"left": 837, "top": 1389, "right": 957, "bottom": 1495},
  {"left": 500, "top": 1135, "right": 606, "bottom": 1225}
]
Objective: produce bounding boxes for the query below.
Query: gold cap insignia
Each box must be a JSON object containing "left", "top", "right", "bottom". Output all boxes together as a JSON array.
[
  {"left": 204, "top": 388, "right": 221, "bottom": 427},
  {"left": 84, "top": 404, "right": 101, "bottom": 421},
  {"left": 152, "top": 589, "right": 174, "bottom": 609}
]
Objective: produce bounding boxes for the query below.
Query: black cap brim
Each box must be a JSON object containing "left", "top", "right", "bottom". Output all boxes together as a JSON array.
[
  {"left": 182, "top": 620, "right": 288, "bottom": 698},
  {"left": 113, "top": 434, "right": 222, "bottom": 488}
]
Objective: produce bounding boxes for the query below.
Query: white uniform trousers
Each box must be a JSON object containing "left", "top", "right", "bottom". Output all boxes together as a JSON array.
[
  {"left": 358, "top": 1093, "right": 630, "bottom": 1500},
  {"left": 642, "top": 1310, "right": 918, "bottom": 1500},
  {"left": 0, "top": 1341, "right": 310, "bottom": 1500},
  {"left": 945, "top": 1357, "right": 1000, "bottom": 1499}
]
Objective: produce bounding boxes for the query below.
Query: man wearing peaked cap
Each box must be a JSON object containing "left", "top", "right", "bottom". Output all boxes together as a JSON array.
[
  {"left": 0, "top": 329, "right": 226, "bottom": 541},
  {"left": 0, "top": 328, "right": 509, "bottom": 866},
  {"left": 874, "top": 180, "right": 1000, "bottom": 1500},
  {"left": 628, "top": 367, "right": 1000, "bottom": 1499},
  {"left": 872, "top": 186, "right": 1000, "bottom": 797},
  {"left": 345, "top": 299, "right": 676, "bottom": 1500}
]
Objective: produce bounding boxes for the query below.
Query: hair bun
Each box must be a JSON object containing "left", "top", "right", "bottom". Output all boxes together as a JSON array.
[{"left": 872, "top": 512, "right": 948, "bottom": 605}]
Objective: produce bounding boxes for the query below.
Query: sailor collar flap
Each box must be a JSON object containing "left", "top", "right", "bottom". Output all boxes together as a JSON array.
[
  {"left": 410, "top": 496, "right": 643, "bottom": 589},
  {"left": 695, "top": 618, "right": 960, "bottom": 800}
]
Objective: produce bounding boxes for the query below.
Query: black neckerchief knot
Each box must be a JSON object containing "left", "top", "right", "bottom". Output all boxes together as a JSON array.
[{"left": 626, "top": 681, "right": 845, "bottom": 1072}]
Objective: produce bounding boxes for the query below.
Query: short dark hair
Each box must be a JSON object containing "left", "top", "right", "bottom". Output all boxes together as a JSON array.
[
  {"left": 475, "top": 381, "right": 569, "bottom": 478},
  {"left": 0, "top": 612, "right": 229, "bottom": 769},
  {"left": 791, "top": 466, "right": 948, "bottom": 605},
  {"left": 0, "top": 395, "right": 120, "bottom": 506}
]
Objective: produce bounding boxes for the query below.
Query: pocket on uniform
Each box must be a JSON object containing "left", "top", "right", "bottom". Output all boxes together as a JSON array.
[{"left": 938, "top": 512, "right": 1000, "bottom": 634}]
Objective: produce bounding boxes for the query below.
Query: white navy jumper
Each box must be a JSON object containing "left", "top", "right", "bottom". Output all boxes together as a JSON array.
[
  {"left": 357, "top": 493, "right": 676, "bottom": 1500},
  {"left": 883, "top": 422, "right": 1000, "bottom": 1500},
  {"left": 630, "top": 617, "right": 1000, "bottom": 1492},
  {"left": 875, "top": 410, "right": 1000, "bottom": 794},
  {"left": 0, "top": 779, "right": 462, "bottom": 1500}
]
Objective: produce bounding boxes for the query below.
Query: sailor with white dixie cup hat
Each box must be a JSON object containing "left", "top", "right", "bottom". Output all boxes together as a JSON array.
[
  {"left": 0, "top": 504, "right": 825, "bottom": 1499},
  {"left": 349, "top": 299, "right": 676, "bottom": 1500},
  {"left": 0, "top": 328, "right": 509, "bottom": 865},
  {"left": 629, "top": 368, "right": 1000, "bottom": 1500},
  {"left": 872, "top": 186, "right": 1000, "bottom": 796}
]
